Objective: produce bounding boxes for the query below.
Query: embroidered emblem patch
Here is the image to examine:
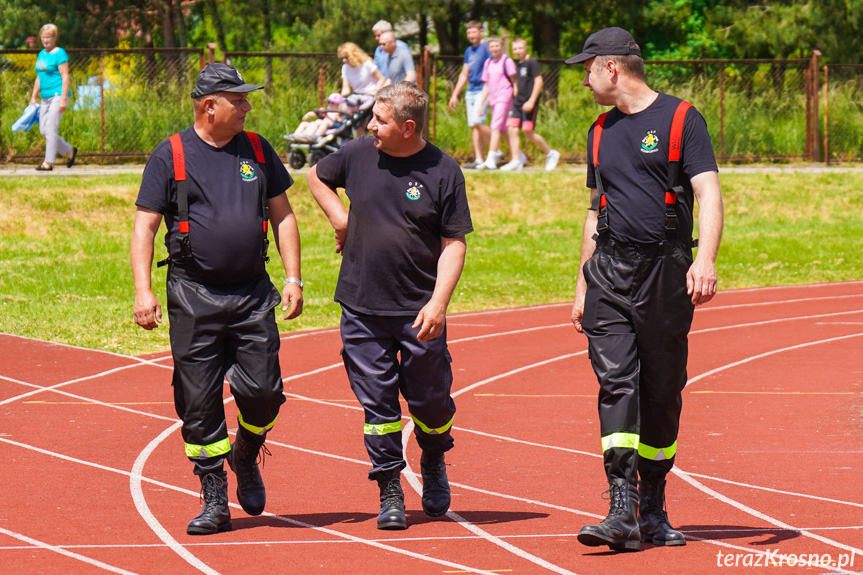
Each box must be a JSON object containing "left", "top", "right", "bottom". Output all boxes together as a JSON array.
[
  {"left": 641, "top": 130, "right": 659, "bottom": 153},
  {"left": 240, "top": 160, "right": 257, "bottom": 182},
  {"left": 406, "top": 181, "right": 423, "bottom": 200}
]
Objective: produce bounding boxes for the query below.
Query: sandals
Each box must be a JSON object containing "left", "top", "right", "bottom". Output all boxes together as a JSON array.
[
  {"left": 67, "top": 147, "right": 78, "bottom": 168},
  {"left": 35, "top": 164, "right": 53, "bottom": 171}
]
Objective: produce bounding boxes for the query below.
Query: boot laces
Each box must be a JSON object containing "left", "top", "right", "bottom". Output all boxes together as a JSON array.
[
  {"left": 200, "top": 473, "right": 225, "bottom": 506},
  {"left": 423, "top": 456, "right": 445, "bottom": 481},
  {"left": 238, "top": 442, "right": 270, "bottom": 470},
  {"left": 601, "top": 483, "right": 630, "bottom": 516},
  {"left": 381, "top": 478, "right": 403, "bottom": 505}
]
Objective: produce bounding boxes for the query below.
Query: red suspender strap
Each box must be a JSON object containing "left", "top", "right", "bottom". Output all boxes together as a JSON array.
[
  {"left": 664, "top": 100, "right": 692, "bottom": 238},
  {"left": 668, "top": 101, "right": 692, "bottom": 163},
  {"left": 665, "top": 100, "right": 692, "bottom": 200},
  {"left": 168, "top": 133, "right": 191, "bottom": 242},
  {"left": 169, "top": 133, "right": 187, "bottom": 180},
  {"left": 592, "top": 113, "right": 609, "bottom": 233},
  {"left": 245, "top": 131, "right": 266, "bottom": 164},
  {"left": 244, "top": 131, "right": 271, "bottom": 262},
  {"left": 592, "top": 112, "right": 608, "bottom": 169}
]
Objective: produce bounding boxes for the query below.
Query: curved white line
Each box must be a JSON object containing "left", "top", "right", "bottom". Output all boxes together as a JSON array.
[
  {"left": 0, "top": 526, "right": 139, "bottom": 575},
  {"left": 673, "top": 470, "right": 863, "bottom": 570},
  {"left": 401, "top": 421, "right": 580, "bottom": 575},
  {"left": 130, "top": 422, "right": 220, "bottom": 575},
  {"left": 2, "top": 436, "right": 500, "bottom": 575},
  {"left": 686, "top": 332, "right": 863, "bottom": 387}
]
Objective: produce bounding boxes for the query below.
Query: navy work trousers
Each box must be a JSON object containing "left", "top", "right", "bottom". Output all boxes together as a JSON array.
[
  {"left": 340, "top": 305, "right": 456, "bottom": 481},
  {"left": 167, "top": 270, "right": 286, "bottom": 475},
  {"left": 581, "top": 238, "right": 695, "bottom": 486}
]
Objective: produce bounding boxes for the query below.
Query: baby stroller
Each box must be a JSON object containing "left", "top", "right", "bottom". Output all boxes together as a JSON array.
[{"left": 284, "top": 94, "right": 375, "bottom": 169}]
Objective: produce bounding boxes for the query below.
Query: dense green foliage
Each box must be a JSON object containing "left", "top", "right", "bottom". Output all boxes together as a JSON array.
[
  {"left": 0, "top": 169, "right": 860, "bottom": 355},
  {"left": 2, "top": 1, "right": 862, "bottom": 63}
]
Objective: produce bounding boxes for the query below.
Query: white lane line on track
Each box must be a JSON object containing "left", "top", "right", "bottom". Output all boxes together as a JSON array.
[
  {"left": 2, "top": 526, "right": 859, "bottom": 550},
  {"left": 130, "top": 422, "right": 220, "bottom": 575},
  {"left": 0, "top": 375, "right": 178, "bottom": 422},
  {"left": 401, "top": 421, "right": 580, "bottom": 575},
  {"left": 5, "top": 291, "right": 863, "bottom": 572},
  {"left": 686, "top": 332, "right": 863, "bottom": 388},
  {"left": 673, "top": 470, "right": 863, "bottom": 574},
  {"left": 1, "top": 435, "right": 501, "bottom": 575},
  {"left": 0, "top": 526, "right": 138, "bottom": 575},
  {"left": 0, "top": 361, "right": 166, "bottom": 407}
]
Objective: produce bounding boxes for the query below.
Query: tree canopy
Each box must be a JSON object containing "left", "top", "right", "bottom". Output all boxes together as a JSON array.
[{"left": 1, "top": 0, "right": 859, "bottom": 64}]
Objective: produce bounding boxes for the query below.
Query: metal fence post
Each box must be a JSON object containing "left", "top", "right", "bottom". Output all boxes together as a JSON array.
[
  {"left": 811, "top": 50, "right": 821, "bottom": 161},
  {"left": 823, "top": 64, "right": 829, "bottom": 165},
  {"left": 99, "top": 55, "right": 106, "bottom": 154},
  {"left": 718, "top": 64, "right": 725, "bottom": 158},
  {"left": 318, "top": 58, "right": 326, "bottom": 108}
]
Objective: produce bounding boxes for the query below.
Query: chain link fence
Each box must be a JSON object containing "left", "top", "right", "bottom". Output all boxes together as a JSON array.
[
  {"left": 1, "top": 47, "right": 860, "bottom": 164},
  {"left": 0, "top": 48, "right": 204, "bottom": 162},
  {"left": 824, "top": 64, "right": 863, "bottom": 163}
]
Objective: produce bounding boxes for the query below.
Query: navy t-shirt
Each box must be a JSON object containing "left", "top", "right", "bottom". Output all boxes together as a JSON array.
[
  {"left": 136, "top": 126, "right": 294, "bottom": 284},
  {"left": 315, "top": 136, "right": 474, "bottom": 315},
  {"left": 586, "top": 92, "right": 718, "bottom": 244},
  {"left": 513, "top": 58, "right": 541, "bottom": 106}
]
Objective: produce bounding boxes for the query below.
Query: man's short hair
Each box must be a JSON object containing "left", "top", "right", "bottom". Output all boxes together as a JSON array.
[
  {"left": 372, "top": 20, "right": 393, "bottom": 33},
  {"left": 487, "top": 35, "right": 502, "bottom": 46},
  {"left": 380, "top": 30, "right": 396, "bottom": 43},
  {"left": 596, "top": 54, "right": 645, "bottom": 81},
  {"left": 512, "top": 37, "right": 527, "bottom": 47},
  {"left": 376, "top": 82, "right": 429, "bottom": 132},
  {"left": 466, "top": 20, "right": 483, "bottom": 31}
]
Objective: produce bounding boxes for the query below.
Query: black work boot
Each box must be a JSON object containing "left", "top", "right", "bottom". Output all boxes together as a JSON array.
[
  {"left": 420, "top": 451, "right": 450, "bottom": 517},
  {"left": 187, "top": 470, "right": 232, "bottom": 535},
  {"left": 577, "top": 479, "right": 641, "bottom": 551},
  {"left": 639, "top": 479, "right": 686, "bottom": 546},
  {"left": 226, "top": 430, "right": 269, "bottom": 516},
  {"left": 376, "top": 472, "right": 407, "bottom": 530}
]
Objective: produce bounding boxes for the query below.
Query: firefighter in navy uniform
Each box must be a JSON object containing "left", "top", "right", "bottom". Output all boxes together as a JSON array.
[
  {"left": 131, "top": 63, "right": 303, "bottom": 535},
  {"left": 307, "top": 82, "right": 472, "bottom": 530},
  {"left": 567, "top": 28, "right": 724, "bottom": 551}
]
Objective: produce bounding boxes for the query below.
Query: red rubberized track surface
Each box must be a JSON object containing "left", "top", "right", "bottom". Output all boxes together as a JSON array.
[{"left": 1, "top": 281, "right": 862, "bottom": 574}]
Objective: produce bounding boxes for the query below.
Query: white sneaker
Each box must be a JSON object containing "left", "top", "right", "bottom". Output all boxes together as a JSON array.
[
  {"left": 545, "top": 149, "right": 560, "bottom": 171},
  {"left": 481, "top": 156, "right": 498, "bottom": 170},
  {"left": 519, "top": 151, "right": 528, "bottom": 164},
  {"left": 500, "top": 159, "right": 524, "bottom": 171},
  {"left": 490, "top": 150, "right": 505, "bottom": 167}
]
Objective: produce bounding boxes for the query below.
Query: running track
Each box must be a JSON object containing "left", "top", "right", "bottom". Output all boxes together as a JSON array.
[{"left": 1, "top": 281, "right": 862, "bottom": 574}]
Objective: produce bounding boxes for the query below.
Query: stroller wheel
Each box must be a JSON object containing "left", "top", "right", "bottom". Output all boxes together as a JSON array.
[
  {"left": 308, "top": 150, "right": 326, "bottom": 167},
  {"left": 288, "top": 150, "right": 306, "bottom": 169}
]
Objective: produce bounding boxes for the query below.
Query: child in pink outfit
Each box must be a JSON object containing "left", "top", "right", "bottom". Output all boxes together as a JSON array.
[{"left": 477, "top": 36, "right": 516, "bottom": 169}]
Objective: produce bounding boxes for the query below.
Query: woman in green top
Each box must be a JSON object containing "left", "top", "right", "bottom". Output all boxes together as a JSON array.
[{"left": 29, "top": 23, "right": 77, "bottom": 171}]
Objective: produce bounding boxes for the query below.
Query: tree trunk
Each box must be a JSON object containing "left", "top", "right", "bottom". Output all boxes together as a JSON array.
[
  {"left": 174, "top": 0, "right": 188, "bottom": 47},
  {"left": 153, "top": 0, "right": 177, "bottom": 48},
  {"left": 208, "top": 0, "right": 229, "bottom": 54},
  {"left": 262, "top": 0, "right": 273, "bottom": 91},
  {"left": 141, "top": 2, "right": 158, "bottom": 86}
]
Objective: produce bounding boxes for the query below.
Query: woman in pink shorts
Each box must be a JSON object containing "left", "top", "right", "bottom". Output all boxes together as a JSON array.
[{"left": 476, "top": 36, "right": 516, "bottom": 170}]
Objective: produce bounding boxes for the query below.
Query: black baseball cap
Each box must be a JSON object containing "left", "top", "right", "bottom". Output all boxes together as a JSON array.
[
  {"left": 565, "top": 27, "right": 641, "bottom": 65},
  {"left": 190, "top": 63, "right": 263, "bottom": 98}
]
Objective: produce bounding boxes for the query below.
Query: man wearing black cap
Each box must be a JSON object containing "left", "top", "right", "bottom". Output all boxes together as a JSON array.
[
  {"left": 567, "top": 28, "right": 724, "bottom": 552},
  {"left": 131, "top": 63, "right": 304, "bottom": 535}
]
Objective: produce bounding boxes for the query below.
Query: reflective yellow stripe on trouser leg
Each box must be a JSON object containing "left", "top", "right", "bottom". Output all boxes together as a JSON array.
[
  {"left": 638, "top": 441, "right": 677, "bottom": 461},
  {"left": 238, "top": 412, "right": 278, "bottom": 436},
  {"left": 364, "top": 420, "right": 403, "bottom": 436},
  {"left": 601, "top": 432, "right": 640, "bottom": 452},
  {"left": 185, "top": 437, "right": 232, "bottom": 459},
  {"left": 411, "top": 414, "right": 454, "bottom": 435}
]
